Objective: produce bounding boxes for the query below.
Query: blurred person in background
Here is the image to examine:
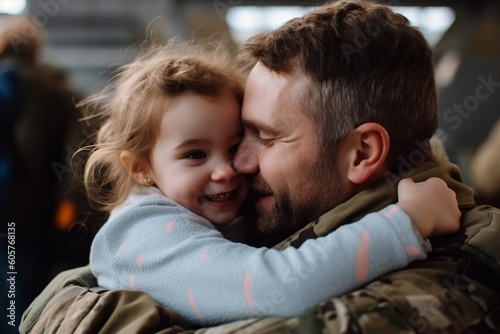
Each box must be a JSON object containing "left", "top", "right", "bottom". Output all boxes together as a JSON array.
[
  {"left": 471, "top": 119, "right": 500, "bottom": 207},
  {"left": 435, "top": 1, "right": 500, "bottom": 183},
  {"left": 0, "top": 15, "right": 91, "bottom": 332}
]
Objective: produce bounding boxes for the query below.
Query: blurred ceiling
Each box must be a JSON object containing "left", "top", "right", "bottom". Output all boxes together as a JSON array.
[{"left": 7, "top": 0, "right": 494, "bottom": 95}]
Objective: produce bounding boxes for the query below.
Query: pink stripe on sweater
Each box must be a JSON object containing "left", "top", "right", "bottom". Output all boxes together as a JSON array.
[
  {"left": 117, "top": 241, "right": 126, "bottom": 254},
  {"left": 243, "top": 273, "right": 254, "bottom": 309},
  {"left": 136, "top": 253, "right": 145, "bottom": 269},
  {"left": 186, "top": 287, "right": 205, "bottom": 323},
  {"left": 382, "top": 205, "right": 398, "bottom": 218},
  {"left": 165, "top": 220, "right": 176, "bottom": 235},
  {"left": 201, "top": 249, "right": 209, "bottom": 263},
  {"left": 405, "top": 245, "right": 421, "bottom": 257},
  {"left": 356, "top": 232, "right": 370, "bottom": 283},
  {"left": 189, "top": 215, "right": 204, "bottom": 224},
  {"left": 129, "top": 275, "right": 136, "bottom": 290}
]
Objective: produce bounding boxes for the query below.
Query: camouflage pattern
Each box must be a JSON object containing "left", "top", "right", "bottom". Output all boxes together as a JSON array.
[{"left": 20, "top": 157, "right": 500, "bottom": 333}]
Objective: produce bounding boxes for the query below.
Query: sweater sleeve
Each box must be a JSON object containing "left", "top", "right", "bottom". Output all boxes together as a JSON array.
[{"left": 90, "top": 192, "right": 429, "bottom": 327}]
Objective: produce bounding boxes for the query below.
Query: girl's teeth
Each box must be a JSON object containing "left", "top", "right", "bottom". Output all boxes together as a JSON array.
[{"left": 207, "top": 192, "right": 234, "bottom": 202}]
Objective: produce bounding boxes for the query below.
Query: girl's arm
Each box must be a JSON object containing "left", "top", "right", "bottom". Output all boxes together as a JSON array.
[{"left": 91, "top": 178, "right": 459, "bottom": 327}]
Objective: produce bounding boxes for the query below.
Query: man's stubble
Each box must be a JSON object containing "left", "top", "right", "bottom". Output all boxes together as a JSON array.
[{"left": 252, "top": 154, "right": 345, "bottom": 236}]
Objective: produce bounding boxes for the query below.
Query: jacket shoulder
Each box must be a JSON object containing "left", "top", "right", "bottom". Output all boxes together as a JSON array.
[{"left": 463, "top": 205, "right": 500, "bottom": 277}]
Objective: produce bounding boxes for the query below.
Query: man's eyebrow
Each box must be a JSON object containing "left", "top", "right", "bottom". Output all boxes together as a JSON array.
[{"left": 242, "top": 119, "right": 281, "bottom": 136}]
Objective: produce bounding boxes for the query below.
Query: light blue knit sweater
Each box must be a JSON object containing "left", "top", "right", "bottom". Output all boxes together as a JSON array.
[{"left": 90, "top": 187, "right": 430, "bottom": 327}]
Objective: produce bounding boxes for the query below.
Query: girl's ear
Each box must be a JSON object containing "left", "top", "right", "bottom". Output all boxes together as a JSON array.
[
  {"left": 120, "top": 151, "right": 153, "bottom": 186},
  {"left": 345, "top": 122, "right": 390, "bottom": 185}
]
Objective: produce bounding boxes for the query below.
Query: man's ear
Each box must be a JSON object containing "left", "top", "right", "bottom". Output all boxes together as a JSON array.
[
  {"left": 120, "top": 151, "right": 152, "bottom": 185},
  {"left": 345, "top": 122, "right": 389, "bottom": 185}
]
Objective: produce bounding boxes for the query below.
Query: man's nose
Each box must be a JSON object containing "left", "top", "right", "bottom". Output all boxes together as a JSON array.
[{"left": 233, "top": 137, "right": 259, "bottom": 175}]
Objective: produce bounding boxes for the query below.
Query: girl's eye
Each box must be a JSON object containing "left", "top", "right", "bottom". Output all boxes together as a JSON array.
[{"left": 185, "top": 151, "right": 206, "bottom": 160}]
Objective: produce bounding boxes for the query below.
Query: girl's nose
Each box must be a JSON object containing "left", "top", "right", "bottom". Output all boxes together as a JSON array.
[{"left": 211, "top": 160, "right": 236, "bottom": 182}]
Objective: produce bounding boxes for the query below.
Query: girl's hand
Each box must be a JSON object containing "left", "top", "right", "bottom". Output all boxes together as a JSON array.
[{"left": 397, "top": 177, "right": 461, "bottom": 238}]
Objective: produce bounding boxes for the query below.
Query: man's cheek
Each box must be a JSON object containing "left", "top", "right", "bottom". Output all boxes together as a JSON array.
[{"left": 259, "top": 158, "right": 282, "bottom": 187}]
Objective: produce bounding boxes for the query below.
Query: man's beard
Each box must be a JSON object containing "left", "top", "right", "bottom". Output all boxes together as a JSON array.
[{"left": 251, "top": 156, "right": 344, "bottom": 236}]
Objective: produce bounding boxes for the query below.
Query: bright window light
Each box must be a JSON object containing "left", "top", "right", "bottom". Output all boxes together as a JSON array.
[
  {"left": 226, "top": 6, "right": 315, "bottom": 45},
  {"left": 0, "top": 0, "right": 26, "bottom": 15},
  {"left": 392, "top": 6, "right": 455, "bottom": 46},
  {"left": 226, "top": 6, "right": 455, "bottom": 47}
]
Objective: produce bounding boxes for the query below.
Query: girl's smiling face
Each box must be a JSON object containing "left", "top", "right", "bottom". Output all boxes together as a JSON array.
[{"left": 148, "top": 91, "right": 247, "bottom": 225}]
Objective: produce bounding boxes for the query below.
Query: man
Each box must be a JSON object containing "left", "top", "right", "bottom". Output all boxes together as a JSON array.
[{"left": 20, "top": 1, "right": 500, "bottom": 333}]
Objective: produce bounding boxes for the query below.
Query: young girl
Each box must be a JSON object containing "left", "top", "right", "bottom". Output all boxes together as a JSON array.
[{"left": 84, "top": 41, "right": 458, "bottom": 327}]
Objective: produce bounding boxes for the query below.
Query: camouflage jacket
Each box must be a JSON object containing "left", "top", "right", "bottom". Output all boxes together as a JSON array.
[{"left": 20, "top": 158, "right": 500, "bottom": 333}]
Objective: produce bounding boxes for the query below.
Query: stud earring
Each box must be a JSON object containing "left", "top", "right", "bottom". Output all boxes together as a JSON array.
[{"left": 144, "top": 177, "right": 151, "bottom": 185}]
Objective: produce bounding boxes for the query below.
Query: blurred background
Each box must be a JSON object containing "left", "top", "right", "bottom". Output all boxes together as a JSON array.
[{"left": 1, "top": 0, "right": 499, "bottom": 331}]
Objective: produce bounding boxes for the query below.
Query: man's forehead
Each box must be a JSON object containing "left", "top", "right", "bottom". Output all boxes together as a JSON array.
[
  {"left": 248, "top": 62, "right": 306, "bottom": 91},
  {"left": 243, "top": 63, "right": 306, "bottom": 125}
]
